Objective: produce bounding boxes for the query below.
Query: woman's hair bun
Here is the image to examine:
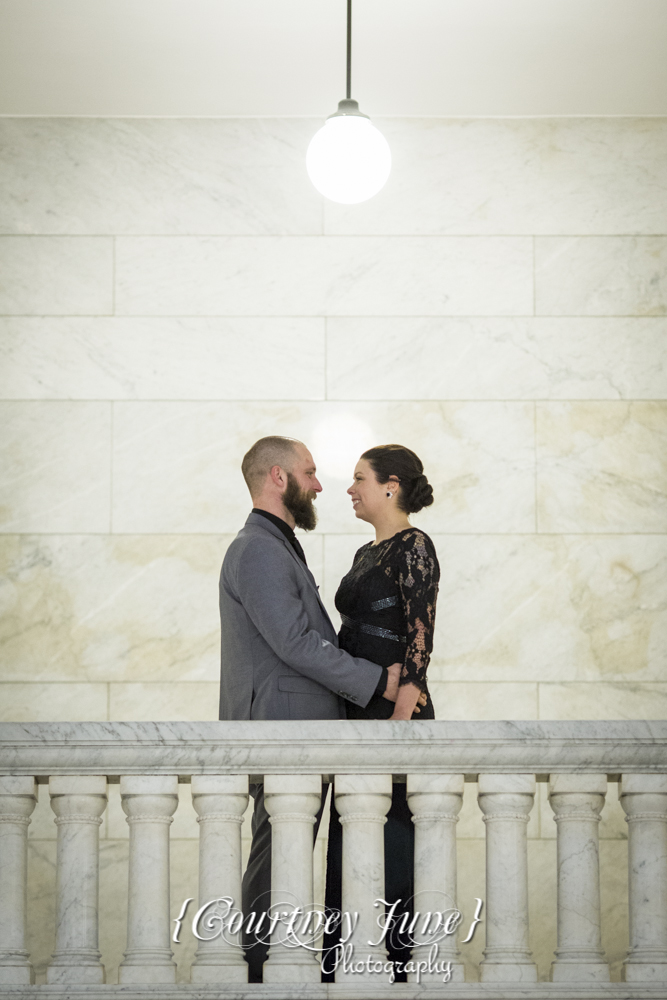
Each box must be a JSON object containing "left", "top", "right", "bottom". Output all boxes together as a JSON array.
[
  {"left": 360, "top": 444, "right": 435, "bottom": 514},
  {"left": 403, "top": 473, "right": 434, "bottom": 513}
]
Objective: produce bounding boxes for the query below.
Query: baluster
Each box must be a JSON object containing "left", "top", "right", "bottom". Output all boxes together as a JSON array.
[
  {"left": 262, "top": 774, "right": 322, "bottom": 983},
  {"left": 549, "top": 773, "right": 609, "bottom": 981},
  {"left": 0, "top": 776, "right": 37, "bottom": 985},
  {"left": 478, "top": 773, "right": 537, "bottom": 982},
  {"left": 407, "top": 773, "right": 465, "bottom": 983},
  {"left": 119, "top": 775, "right": 178, "bottom": 984},
  {"left": 620, "top": 773, "right": 667, "bottom": 982},
  {"left": 47, "top": 775, "right": 107, "bottom": 984},
  {"left": 334, "top": 773, "right": 392, "bottom": 982},
  {"left": 190, "top": 775, "right": 249, "bottom": 983}
]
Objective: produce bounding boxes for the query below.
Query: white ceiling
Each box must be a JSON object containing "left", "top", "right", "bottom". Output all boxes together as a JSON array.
[{"left": 1, "top": 0, "right": 666, "bottom": 118}]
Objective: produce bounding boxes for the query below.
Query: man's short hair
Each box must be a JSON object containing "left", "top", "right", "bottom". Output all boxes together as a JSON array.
[{"left": 241, "top": 436, "right": 302, "bottom": 498}]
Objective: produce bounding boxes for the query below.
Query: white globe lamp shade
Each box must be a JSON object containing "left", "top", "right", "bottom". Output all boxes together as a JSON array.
[{"left": 307, "top": 101, "right": 391, "bottom": 204}]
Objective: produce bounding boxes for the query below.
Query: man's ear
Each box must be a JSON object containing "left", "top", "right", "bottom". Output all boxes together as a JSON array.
[{"left": 269, "top": 464, "right": 287, "bottom": 490}]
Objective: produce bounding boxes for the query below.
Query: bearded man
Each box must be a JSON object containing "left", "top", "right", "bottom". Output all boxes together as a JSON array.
[{"left": 219, "top": 435, "right": 402, "bottom": 981}]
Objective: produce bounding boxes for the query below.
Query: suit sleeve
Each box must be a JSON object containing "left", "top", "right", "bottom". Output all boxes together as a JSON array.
[{"left": 230, "top": 535, "right": 383, "bottom": 708}]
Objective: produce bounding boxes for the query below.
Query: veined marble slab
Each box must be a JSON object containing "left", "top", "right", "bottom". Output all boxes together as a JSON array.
[
  {"left": 536, "top": 401, "right": 667, "bottom": 532},
  {"left": 326, "top": 317, "right": 667, "bottom": 401},
  {"left": 108, "top": 683, "right": 219, "bottom": 722},
  {"left": 0, "top": 534, "right": 231, "bottom": 683},
  {"left": 0, "top": 531, "right": 322, "bottom": 686},
  {"left": 427, "top": 682, "right": 539, "bottom": 722},
  {"left": 0, "top": 402, "right": 111, "bottom": 532},
  {"left": 111, "top": 400, "right": 535, "bottom": 534},
  {"left": 539, "top": 683, "right": 667, "bottom": 721},
  {"left": 1, "top": 720, "right": 665, "bottom": 777},
  {"left": 114, "top": 236, "right": 533, "bottom": 317},
  {"left": 4, "top": 531, "right": 662, "bottom": 705},
  {"left": 0, "top": 237, "right": 113, "bottom": 315},
  {"left": 0, "top": 118, "right": 323, "bottom": 236},
  {"left": 3, "top": 118, "right": 666, "bottom": 240},
  {"left": 0, "top": 318, "right": 325, "bottom": 400},
  {"left": 0, "top": 683, "right": 108, "bottom": 723},
  {"left": 535, "top": 237, "right": 667, "bottom": 316},
  {"left": 429, "top": 534, "right": 667, "bottom": 684},
  {"left": 323, "top": 118, "right": 667, "bottom": 237}
]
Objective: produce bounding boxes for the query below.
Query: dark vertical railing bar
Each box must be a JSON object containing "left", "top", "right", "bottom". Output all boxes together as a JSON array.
[{"left": 346, "top": 0, "right": 352, "bottom": 99}]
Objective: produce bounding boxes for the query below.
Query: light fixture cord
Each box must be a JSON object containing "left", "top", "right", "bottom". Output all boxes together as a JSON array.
[{"left": 346, "top": 0, "right": 352, "bottom": 99}]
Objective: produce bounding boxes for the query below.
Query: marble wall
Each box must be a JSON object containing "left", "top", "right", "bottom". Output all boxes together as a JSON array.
[{"left": 1, "top": 116, "right": 666, "bottom": 981}]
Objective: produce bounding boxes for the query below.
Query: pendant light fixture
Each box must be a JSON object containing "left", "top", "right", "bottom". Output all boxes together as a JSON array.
[{"left": 306, "top": 0, "right": 391, "bottom": 204}]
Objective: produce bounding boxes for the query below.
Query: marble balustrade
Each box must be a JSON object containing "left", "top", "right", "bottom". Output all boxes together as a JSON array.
[{"left": 0, "top": 720, "right": 666, "bottom": 999}]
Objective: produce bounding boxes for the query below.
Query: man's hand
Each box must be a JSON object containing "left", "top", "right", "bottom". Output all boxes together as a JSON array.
[
  {"left": 382, "top": 662, "right": 401, "bottom": 702},
  {"left": 382, "top": 663, "right": 428, "bottom": 712}
]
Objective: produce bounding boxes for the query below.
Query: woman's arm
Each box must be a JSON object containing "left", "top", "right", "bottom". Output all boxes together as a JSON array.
[
  {"left": 391, "top": 530, "right": 440, "bottom": 720},
  {"left": 390, "top": 680, "right": 423, "bottom": 720}
]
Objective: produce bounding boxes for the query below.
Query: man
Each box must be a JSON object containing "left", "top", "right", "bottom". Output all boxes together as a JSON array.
[{"left": 219, "top": 435, "right": 403, "bottom": 981}]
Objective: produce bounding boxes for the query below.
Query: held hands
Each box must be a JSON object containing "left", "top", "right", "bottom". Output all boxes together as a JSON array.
[{"left": 382, "top": 663, "right": 427, "bottom": 715}]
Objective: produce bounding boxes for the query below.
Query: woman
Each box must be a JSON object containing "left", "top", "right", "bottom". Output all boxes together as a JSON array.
[{"left": 322, "top": 444, "right": 439, "bottom": 980}]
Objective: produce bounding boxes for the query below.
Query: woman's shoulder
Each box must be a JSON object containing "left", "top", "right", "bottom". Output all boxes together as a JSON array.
[
  {"left": 394, "top": 527, "right": 437, "bottom": 551},
  {"left": 394, "top": 527, "right": 440, "bottom": 575}
]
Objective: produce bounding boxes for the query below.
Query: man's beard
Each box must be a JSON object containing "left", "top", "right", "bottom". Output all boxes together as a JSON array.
[{"left": 283, "top": 473, "right": 318, "bottom": 531}]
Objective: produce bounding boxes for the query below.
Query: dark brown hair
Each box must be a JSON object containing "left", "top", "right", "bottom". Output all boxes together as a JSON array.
[{"left": 361, "top": 444, "right": 434, "bottom": 514}]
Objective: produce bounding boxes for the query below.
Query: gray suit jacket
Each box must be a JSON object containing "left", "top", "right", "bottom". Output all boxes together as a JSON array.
[{"left": 218, "top": 512, "right": 383, "bottom": 720}]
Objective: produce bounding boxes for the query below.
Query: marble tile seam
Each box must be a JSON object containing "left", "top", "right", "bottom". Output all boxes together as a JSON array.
[
  {"left": 533, "top": 402, "right": 538, "bottom": 534},
  {"left": 3, "top": 399, "right": 667, "bottom": 405},
  {"left": 2, "top": 308, "right": 667, "bottom": 318},
  {"left": 2, "top": 313, "right": 667, "bottom": 318},
  {"left": 0, "top": 531, "right": 665, "bottom": 536},
  {"left": 2, "top": 111, "right": 667, "bottom": 116},
  {"left": 3, "top": 232, "right": 667, "bottom": 237},
  {"left": 323, "top": 316, "right": 328, "bottom": 403},
  {"left": 3, "top": 679, "right": 667, "bottom": 686},
  {"left": 111, "top": 236, "right": 116, "bottom": 317},
  {"left": 109, "top": 401, "right": 114, "bottom": 535}
]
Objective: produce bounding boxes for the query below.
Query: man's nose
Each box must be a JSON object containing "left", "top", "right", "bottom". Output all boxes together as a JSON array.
[{"left": 313, "top": 478, "right": 323, "bottom": 493}]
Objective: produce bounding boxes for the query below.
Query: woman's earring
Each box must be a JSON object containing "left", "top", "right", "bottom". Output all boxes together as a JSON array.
[{"left": 386, "top": 491, "right": 393, "bottom": 499}]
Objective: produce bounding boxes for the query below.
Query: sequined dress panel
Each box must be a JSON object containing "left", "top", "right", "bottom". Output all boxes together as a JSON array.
[{"left": 334, "top": 527, "right": 439, "bottom": 720}]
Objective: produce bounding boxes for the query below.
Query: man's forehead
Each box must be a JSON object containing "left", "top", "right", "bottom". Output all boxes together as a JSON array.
[{"left": 294, "top": 444, "right": 315, "bottom": 468}]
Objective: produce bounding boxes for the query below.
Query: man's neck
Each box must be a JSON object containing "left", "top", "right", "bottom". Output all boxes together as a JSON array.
[{"left": 252, "top": 499, "right": 295, "bottom": 529}]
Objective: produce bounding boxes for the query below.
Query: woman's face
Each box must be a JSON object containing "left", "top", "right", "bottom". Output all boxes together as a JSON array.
[{"left": 347, "top": 458, "right": 397, "bottom": 522}]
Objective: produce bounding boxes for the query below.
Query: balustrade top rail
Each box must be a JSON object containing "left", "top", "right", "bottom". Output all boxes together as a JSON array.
[{"left": 1, "top": 720, "right": 665, "bottom": 778}]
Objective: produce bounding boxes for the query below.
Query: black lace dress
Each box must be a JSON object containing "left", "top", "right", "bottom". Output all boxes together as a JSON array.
[{"left": 322, "top": 528, "right": 440, "bottom": 980}]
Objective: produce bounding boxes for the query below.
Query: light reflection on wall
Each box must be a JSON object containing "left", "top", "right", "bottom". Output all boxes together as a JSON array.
[{"left": 311, "top": 412, "right": 376, "bottom": 481}]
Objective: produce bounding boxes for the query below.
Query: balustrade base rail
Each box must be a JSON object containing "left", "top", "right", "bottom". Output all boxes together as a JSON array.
[{"left": 1, "top": 985, "right": 667, "bottom": 1000}]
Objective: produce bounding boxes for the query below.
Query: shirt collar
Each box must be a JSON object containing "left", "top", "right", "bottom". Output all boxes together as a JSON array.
[{"left": 251, "top": 507, "right": 297, "bottom": 545}]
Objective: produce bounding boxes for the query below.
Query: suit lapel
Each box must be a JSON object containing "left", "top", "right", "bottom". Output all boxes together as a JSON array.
[
  {"left": 280, "top": 536, "right": 335, "bottom": 628},
  {"left": 245, "top": 513, "right": 335, "bottom": 628}
]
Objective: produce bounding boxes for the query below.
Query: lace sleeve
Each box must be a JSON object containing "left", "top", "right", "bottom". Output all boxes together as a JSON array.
[{"left": 396, "top": 530, "right": 439, "bottom": 690}]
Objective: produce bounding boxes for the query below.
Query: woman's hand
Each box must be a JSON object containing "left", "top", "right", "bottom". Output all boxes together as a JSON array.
[
  {"left": 382, "top": 663, "right": 428, "bottom": 712},
  {"left": 383, "top": 664, "right": 427, "bottom": 712},
  {"left": 389, "top": 681, "right": 424, "bottom": 720}
]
